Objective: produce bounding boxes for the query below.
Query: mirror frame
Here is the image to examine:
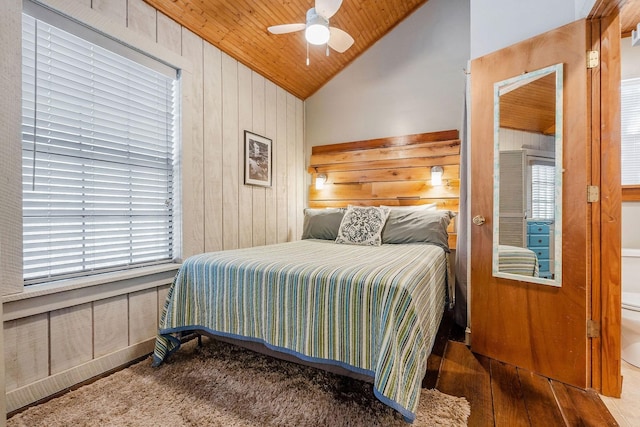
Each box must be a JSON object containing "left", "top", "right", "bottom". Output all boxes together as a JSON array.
[{"left": 491, "top": 63, "right": 563, "bottom": 287}]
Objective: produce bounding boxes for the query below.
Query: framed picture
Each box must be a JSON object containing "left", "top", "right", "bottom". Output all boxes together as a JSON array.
[{"left": 244, "top": 131, "right": 272, "bottom": 187}]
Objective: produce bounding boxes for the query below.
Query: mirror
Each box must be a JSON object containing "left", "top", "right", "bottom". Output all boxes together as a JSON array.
[{"left": 492, "top": 64, "right": 563, "bottom": 287}]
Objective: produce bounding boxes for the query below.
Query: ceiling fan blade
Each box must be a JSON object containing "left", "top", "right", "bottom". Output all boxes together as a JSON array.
[
  {"left": 315, "top": 0, "right": 343, "bottom": 19},
  {"left": 268, "top": 23, "right": 306, "bottom": 35},
  {"left": 328, "top": 27, "right": 354, "bottom": 53}
]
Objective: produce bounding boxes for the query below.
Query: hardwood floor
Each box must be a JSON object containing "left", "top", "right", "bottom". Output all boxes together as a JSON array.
[
  {"left": 427, "top": 312, "right": 619, "bottom": 426},
  {"left": 7, "top": 309, "right": 618, "bottom": 426}
]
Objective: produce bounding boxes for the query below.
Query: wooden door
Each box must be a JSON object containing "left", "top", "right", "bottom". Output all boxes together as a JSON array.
[{"left": 470, "top": 20, "right": 590, "bottom": 388}]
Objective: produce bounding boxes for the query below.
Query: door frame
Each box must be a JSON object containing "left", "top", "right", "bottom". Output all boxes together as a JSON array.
[{"left": 588, "top": 0, "right": 623, "bottom": 398}]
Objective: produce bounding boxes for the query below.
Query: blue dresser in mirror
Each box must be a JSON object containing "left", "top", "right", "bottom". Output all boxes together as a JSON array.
[{"left": 527, "top": 220, "right": 554, "bottom": 279}]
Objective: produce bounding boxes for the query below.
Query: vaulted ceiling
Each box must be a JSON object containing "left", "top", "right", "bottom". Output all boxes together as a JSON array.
[
  {"left": 145, "top": 1, "right": 640, "bottom": 100},
  {"left": 143, "top": 0, "right": 429, "bottom": 100}
]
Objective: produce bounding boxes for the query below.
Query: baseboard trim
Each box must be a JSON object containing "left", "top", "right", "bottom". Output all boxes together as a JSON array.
[{"left": 6, "top": 338, "right": 156, "bottom": 413}]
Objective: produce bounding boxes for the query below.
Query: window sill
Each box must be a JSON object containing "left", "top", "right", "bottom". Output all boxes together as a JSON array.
[
  {"left": 623, "top": 185, "right": 640, "bottom": 202},
  {"left": 3, "top": 263, "right": 181, "bottom": 322}
]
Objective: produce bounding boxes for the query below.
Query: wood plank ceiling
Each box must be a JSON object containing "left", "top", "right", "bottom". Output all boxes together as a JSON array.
[
  {"left": 143, "top": 0, "right": 428, "bottom": 100},
  {"left": 622, "top": 0, "right": 640, "bottom": 37},
  {"left": 143, "top": 1, "right": 640, "bottom": 100},
  {"left": 499, "top": 73, "right": 556, "bottom": 135}
]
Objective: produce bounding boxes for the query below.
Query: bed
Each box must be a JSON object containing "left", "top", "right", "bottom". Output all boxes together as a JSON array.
[
  {"left": 152, "top": 207, "right": 453, "bottom": 423},
  {"left": 497, "top": 244, "right": 540, "bottom": 277}
]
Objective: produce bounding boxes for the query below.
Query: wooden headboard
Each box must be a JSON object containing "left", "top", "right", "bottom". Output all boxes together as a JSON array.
[{"left": 308, "top": 130, "right": 461, "bottom": 249}]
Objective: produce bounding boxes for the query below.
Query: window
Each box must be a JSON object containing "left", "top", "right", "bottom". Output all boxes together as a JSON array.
[
  {"left": 21, "top": 7, "right": 179, "bottom": 284},
  {"left": 529, "top": 161, "right": 554, "bottom": 220},
  {"left": 622, "top": 78, "right": 640, "bottom": 186}
]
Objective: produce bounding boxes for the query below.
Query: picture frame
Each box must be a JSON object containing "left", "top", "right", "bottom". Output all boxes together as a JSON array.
[{"left": 244, "top": 130, "right": 272, "bottom": 187}]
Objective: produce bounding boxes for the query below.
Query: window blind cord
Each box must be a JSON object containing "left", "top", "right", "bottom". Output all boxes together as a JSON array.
[{"left": 31, "top": 19, "right": 39, "bottom": 191}]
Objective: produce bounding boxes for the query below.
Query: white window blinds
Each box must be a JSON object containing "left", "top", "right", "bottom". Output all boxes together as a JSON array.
[
  {"left": 22, "top": 12, "right": 179, "bottom": 284},
  {"left": 530, "top": 162, "right": 555, "bottom": 220},
  {"left": 622, "top": 78, "right": 640, "bottom": 185}
]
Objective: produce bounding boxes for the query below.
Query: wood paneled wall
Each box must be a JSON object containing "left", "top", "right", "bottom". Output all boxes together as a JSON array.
[
  {"left": 0, "top": 0, "right": 23, "bottom": 298},
  {"left": 308, "top": 130, "right": 461, "bottom": 248},
  {"left": 0, "top": 303, "right": 5, "bottom": 422},
  {"left": 3, "top": 269, "right": 176, "bottom": 412},
  {"left": 0, "top": 0, "right": 22, "bottom": 421},
  {"left": 2, "top": 0, "right": 305, "bottom": 414}
]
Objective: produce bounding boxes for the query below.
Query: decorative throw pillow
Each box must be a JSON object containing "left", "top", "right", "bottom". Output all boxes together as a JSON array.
[
  {"left": 335, "top": 206, "right": 390, "bottom": 246},
  {"left": 301, "top": 208, "right": 345, "bottom": 240}
]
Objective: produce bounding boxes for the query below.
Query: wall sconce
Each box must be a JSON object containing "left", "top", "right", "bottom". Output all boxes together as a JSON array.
[
  {"left": 430, "top": 166, "right": 444, "bottom": 186},
  {"left": 315, "top": 173, "right": 327, "bottom": 190}
]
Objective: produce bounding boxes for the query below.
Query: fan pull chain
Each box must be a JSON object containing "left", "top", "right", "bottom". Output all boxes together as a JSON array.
[
  {"left": 306, "top": 42, "right": 310, "bottom": 66},
  {"left": 326, "top": 45, "right": 329, "bottom": 57}
]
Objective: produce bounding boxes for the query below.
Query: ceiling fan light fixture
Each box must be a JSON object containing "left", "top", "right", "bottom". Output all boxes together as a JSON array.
[
  {"left": 268, "top": 2, "right": 354, "bottom": 61},
  {"left": 305, "top": 9, "right": 330, "bottom": 45},
  {"left": 306, "top": 24, "right": 330, "bottom": 45}
]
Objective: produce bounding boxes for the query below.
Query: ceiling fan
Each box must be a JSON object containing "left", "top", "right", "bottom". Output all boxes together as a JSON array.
[{"left": 267, "top": 0, "right": 354, "bottom": 64}]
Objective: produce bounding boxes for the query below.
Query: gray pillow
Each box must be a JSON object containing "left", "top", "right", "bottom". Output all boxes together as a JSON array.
[
  {"left": 301, "top": 208, "right": 345, "bottom": 240},
  {"left": 382, "top": 209, "right": 454, "bottom": 251}
]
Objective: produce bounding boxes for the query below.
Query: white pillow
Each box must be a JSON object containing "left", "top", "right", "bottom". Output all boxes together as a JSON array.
[{"left": 335, "top": 206, "right": 390, "bottom": 246}]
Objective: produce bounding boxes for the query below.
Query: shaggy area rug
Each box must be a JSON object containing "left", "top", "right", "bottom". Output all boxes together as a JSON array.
[{"left": 8, "top": 337, "right": 470, "bottom": 426}]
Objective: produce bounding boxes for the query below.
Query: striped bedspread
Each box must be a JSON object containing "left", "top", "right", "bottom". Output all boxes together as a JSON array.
[
  {"left": 498, "top": 244, "right": 539, "bottom": 277},
  {"left": 152, "top": 239, "right": 448, "bottom": 422}
]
